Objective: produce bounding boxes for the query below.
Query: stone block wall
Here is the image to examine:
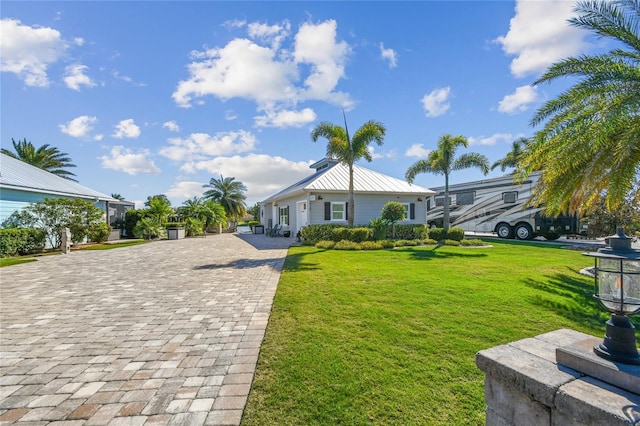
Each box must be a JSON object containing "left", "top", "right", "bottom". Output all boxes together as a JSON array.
[{"left": 476, "top": 329, "right": 640, "bottom": 426}]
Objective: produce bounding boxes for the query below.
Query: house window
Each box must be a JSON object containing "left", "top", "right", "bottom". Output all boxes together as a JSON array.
[
  {"left": 401, "top": 203, "right": 416, "bottom": 220},
  {"left": 435, "top": 196, "right": 451, "bottom": 207},
  {"left": 503, "top": 192, "right": 517, "bottom": 203},
  {"left": 279, "top": 206, "right": 289, "bottom": 225},
  {"left": 402, "top": 203, "right": 410, "bottom": 221},
  {"left": 331, "top": 202, "right": 346, "bottom": 221}
]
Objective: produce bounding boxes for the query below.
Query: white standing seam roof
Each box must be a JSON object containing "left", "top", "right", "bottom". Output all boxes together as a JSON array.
[
  {"left": 0, "top": 153, "right": 116, "bottom": 201},
  {"left": 263, "top": 162, "right": 435, "bottom": 202}
]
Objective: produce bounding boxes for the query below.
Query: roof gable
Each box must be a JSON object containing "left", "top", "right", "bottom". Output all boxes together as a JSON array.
[
  {"left": 0, "top": 153, "right": 115, "bottom": 201},
  {"left": 263, "top": 161, "right": 434, "bottom": 202}
]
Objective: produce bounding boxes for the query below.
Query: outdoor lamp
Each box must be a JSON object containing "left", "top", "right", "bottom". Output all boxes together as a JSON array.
[{"left": 584, "top": 227, "right": 640, "bottom": 364}]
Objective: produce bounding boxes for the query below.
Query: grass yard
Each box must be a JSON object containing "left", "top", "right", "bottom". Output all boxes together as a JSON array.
[{"left": 242, "top": 239, "right": 618, "bottom": 426}]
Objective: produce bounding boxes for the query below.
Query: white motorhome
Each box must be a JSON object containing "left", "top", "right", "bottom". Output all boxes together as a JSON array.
[{"left": 426, "top": 172, "right": 585, "bottom": 240}]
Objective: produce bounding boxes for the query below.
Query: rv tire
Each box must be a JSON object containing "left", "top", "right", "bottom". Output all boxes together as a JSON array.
[
  {"left": 496, "top": 223, "right": 513, "bottom": 239},
  {"left": 515, "top": 223, "right": 533, "bottom": 240}
]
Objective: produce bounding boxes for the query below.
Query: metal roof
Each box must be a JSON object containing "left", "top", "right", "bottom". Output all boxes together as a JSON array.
[
  {"left": 263, "top": 161, "right": 435, "bottom": 202},
  {"left": 0, "top": 153, "right": 116, "bottom": 201}
]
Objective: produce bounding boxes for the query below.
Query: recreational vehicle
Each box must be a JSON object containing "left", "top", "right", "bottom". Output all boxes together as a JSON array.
[{"left": 426, "top": 172, "right": 585, "bottom": 240}]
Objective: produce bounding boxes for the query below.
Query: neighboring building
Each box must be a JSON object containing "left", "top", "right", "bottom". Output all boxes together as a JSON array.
[
  {"left": 0, "top": 153, "right": 133, "bottom": 239},
  {"left": 260, "top": 158, "right": 436, "bottom": 233}
]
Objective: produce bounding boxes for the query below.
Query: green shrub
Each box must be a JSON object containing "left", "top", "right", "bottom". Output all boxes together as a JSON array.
[
  {"left": 394, "top": 224, "right": 428, "bottom": 240},
  {"left": 87, "top": 222, "right": 110, "bottom": 243},
  {"left": 443, "top": 239, "right": 460, "bottom": 246},
  {"left": 460, "top": 239, "right": 486, "bottom": 246},
  {"left": 315, "top": 240, "right": 336, "bottom": 249},
  {"left": 369, "top": 218, "right": 389, "bottom": 240},
  {"left": 248, "top": 220, "right": 260, "bottom": 229},
  {"left": 447, "top": 227, "right": 465, "bottom": 241},
  {"left": 422, "top": 238, "right": 438, "bottom": 245},
  {"left": 380, "top": 240, "right": 396, "bottom": 249},
  {"left": 302, "top": 224, "right": 344, "bottom": 243},
  {"left": 395, "top": 239, "right": 418, "bottom": 247},
  {"left": 334, "top": 240, "right": 361, "bottom": 250},
  {"left": 184, "top": 217, "right": 205, "bottom": 237},
  {"left": 360, "top": 241, "right": 383, "bottom": 250},
  {"left": 125, "top": 209, "right": 146, "bottom": 238},
  {"left": 0, "top": 228, "right": 46, "bottom": 257},
  {"left": 429, "top": 227, "right": 446, "bottom": 241},
  {"left": 331, "top": 227, "right": 351, "bottom": 242}
]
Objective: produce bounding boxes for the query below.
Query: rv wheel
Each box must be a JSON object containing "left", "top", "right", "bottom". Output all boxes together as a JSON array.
[
  {"left": 515, "top": 223, "right": 533, "bottom": 240},
  {"left": 496, "top": 223, "right": 513, "bottom": 239}
]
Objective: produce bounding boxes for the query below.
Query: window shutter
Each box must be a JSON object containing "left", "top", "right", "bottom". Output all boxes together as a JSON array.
[
  {"left": 410, "top": 203, "right": 415, "bottom": 220},
  {"left": 324, "top": 202, "right": 330, "bottom": 220},
  {"left": 345, "top": 202, "right": 348, "bottom": 220}
]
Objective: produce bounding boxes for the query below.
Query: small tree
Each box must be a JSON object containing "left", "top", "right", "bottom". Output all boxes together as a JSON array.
[{"left": 381, "top": 201, "right": 406, "bottom": 239}]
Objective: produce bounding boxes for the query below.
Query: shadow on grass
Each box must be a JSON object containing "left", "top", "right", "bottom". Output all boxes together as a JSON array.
[
  {"left": 523, "top": 271, "right": 610, "bottom": 331},
  {"left": 399, "top": 246, "right": 489, "bottom": 261}
]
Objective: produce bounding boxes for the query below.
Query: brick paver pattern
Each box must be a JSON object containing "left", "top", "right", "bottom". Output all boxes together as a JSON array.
[{"left": 0, "top": 233, "right": 293, "bottom": 425}]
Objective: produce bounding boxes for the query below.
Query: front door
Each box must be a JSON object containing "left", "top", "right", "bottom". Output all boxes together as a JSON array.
[{"left": 296, "top": 201, "right": 308, "bottom": 232}]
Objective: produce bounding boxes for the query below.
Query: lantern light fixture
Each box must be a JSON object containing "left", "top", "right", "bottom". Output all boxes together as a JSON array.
[{"left": 583, "top": 227, "right": 640, "bottom": 364}]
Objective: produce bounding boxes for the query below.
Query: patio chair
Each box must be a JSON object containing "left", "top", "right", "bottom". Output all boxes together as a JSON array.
[
  {"left": 265, "top": 219, "right": 273, "bottom": 237},
  {"left": 269, "top": 223, "right": 283, "bottom": 237}
]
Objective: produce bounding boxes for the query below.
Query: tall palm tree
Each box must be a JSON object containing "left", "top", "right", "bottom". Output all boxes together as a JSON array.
[
  {"left": 311, "top": 112, "right": 386, "bottom": 227},
  {"left": 111, "top": 193, "right": 124, "bottom": 200},
  {"left": 491, "top": 137, "right": 530, "bottom": 173},
  {"left": 405, "top": 134, "right": 489, "bottom": 232},
  {"left": 519, "top": 0, "right": 640, "bottom": 215},
  {"left": 2, "top": 138, "right": 77, "bottom": 181},
  {"left": 202, "top": 176, "right": 247, "bottom": 221}
]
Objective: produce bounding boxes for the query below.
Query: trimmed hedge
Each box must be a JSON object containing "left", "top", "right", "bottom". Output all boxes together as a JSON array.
[{"left": 0, "top": 228, "right": 46, "bottom": 257}]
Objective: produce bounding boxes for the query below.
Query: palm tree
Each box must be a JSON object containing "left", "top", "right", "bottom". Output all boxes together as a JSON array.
[
  {"left": 202, "top": 176, "right": 247, "bottom": 221},
  {"left": 491, "top": 137, "right": 530, "bottom": 173},
  {"left": 111, "top": 193, "right": 124, "bottom": 200},
  {"left": 311, "top": 112, "right": 386, "bottom": 227},
  {"left": 405, "top": 134, "right": 489, "bottom": 232},
  {"left": 2, "top": 138, "right": 77, "bottom": 181},
  {"left": 519, "top": 0, "right": 640, "bottom": 215}
]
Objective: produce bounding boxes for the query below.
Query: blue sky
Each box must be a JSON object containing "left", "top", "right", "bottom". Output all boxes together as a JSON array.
[{"left": 1, "top": 1, "right": 603, "bottom": 209}]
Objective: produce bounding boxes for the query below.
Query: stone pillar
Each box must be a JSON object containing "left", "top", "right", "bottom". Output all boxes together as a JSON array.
[
  {"left": 61, "top": 227, "right": 71, "bottom": 254},
  {"left": 476, "top": 329, "right": 640, "bottom": 425}
]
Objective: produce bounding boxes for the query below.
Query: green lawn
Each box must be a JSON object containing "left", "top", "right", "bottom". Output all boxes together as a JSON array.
[{"left": 242, "top": 239, "right": 615, "bottom": 426}]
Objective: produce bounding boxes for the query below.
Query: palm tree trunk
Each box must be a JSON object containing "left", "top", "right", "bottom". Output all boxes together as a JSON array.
[
  {"left": 348, "top": 164, "right": 355, "bottom": 227},
  {"left": 443, "top": 173, "right": 450, "bottom": 233}
]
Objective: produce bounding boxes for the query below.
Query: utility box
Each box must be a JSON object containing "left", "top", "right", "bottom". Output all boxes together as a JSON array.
[
  {"left": 254, "top": 225, "right": 264, "bottom": 234},
  {"left": 167, "top": 227, "right": 185, "bottom": 240}
]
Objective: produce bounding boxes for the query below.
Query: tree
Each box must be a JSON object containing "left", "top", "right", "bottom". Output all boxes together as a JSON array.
[
  {"left": 4, "top": 198, "right": 104, "bottom": 248},
  {"left": 491, "top": 137, "right": 530, "bottom": 173},
  {"left": 381, "top": 201, "right": 407, "bottom": 239},
  {"left": 583, "top": 182, "right": 640, "bottom": 237},
  {"left": 519, "top": 0, "right": 640, "bottom": 216},
  {"left": 2, "top": 138, "right": 77, "bottom": 181},
  {"left": 311, "top": 112, "right": 386, "bottom": 227},
  {"left": 248, "top": 202, "right": 261, "bottom": 220},
  {"left": 111, "top": 193, "right": 124, "bottom": 200},
  {"left": 146, "top": 196, "right": 173, "bottom": 225},
  {"left": 176, "top": 197, "right": 227, "bottom": 234},
  {"left": 202, "top": 176, "right": 247, "bottom": 221},
  {"left": 405, "top": 134, "right": 489, "bottom": 232}
]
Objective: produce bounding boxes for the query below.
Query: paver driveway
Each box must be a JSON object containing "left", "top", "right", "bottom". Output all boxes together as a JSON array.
[{"left": 0, "top": 233, "right": 293, "bottom": 425}]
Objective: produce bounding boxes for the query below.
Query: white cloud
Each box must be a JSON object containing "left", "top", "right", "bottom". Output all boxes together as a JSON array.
[
  {"left": 180, "top": 154, "right": 312, "bottom": 203},
  {"left": 165, "top": 181, "right": 207, "bottom": 199},
  {"left": 100, "top": 146, "right": 160, "bottom": 175},
  {"left": 112, "top": 119, "right": 141, "bottom": 139},
  {"left": 159, "top": 130, "right": 257, "bottom": 162},
  {"left": 495, "top": 0, "right": 590, "bottom": 78},
  {"left": 254, "top": 107, "right": 316, "bottom": 128},
  {"left": 498, "top": 85, "right": 538, "bottom": 114},
  {"left": 111, "top": 70, "right": 146, "bottom": 86},
  {"left": 59, "top": 115, "right": 97, "bottom": 138},
  {"left": 468, "top": 133, "right": 514, "bottom": 146},
  {"left": 225, "top": 110, "right": 238, "bottom": 121},
  {"left": 247, "top": 20, "right": 291, "bottom": 50},
  {"left": 172, "top": 19, "right": 353, "bottom": 111},
  {"left": 162, "top": 120, "right": 180, "bottom": 132},
  {"left": 379, "top": 43, "right": 397, "bottom": 68},
  {"left": 64, "top": 64, "right": 95, "bottom": 91},
  {"left": 0, "top": 18, "right": 67, "bottom": 87},
  {"left": 405, "top": 144, "right": 431, "bottom": 158},
  {"left": 367, "top": 146, "right": 395, "bottom": 160},
  {"left": 421, "top": 87, "right": 451, "bottom": 118}
]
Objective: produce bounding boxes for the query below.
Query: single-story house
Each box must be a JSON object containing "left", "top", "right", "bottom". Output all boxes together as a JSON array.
[
  {"left": 0, "top": 153, "right": 134, "bottom": 239},
  {"left": 260, "top": 158, "right": 436, "bottom": 233}
]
